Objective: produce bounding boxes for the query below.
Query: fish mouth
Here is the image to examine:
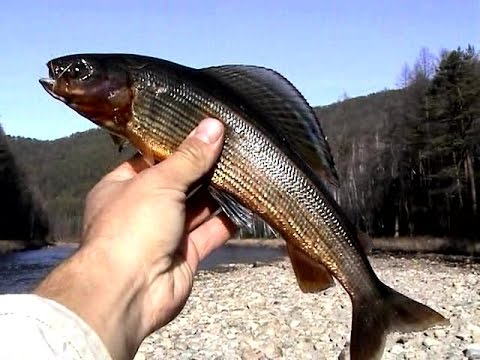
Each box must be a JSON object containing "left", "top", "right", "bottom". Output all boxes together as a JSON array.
[{"left": 39, "top": 77, "right": 67, "bottom": 102}]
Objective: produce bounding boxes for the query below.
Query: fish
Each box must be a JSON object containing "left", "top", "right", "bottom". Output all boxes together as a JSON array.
[{"left": 39, "top": 53, "right": 448, "bottom": 360}]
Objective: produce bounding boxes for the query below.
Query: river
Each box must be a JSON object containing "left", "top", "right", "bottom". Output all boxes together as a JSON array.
[{"left": 0, "top": 244, "right": 285, "bottom": 294}]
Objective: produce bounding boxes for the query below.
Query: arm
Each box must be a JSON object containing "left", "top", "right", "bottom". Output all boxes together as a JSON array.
[{"left": 34, "top": 118, "right": 235, "bottom": 360}]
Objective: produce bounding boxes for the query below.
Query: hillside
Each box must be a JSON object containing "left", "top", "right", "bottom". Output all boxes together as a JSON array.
[
  {"left": 7, "top": 130, "right": 134, "bottom": 239},
  {"left": 0, "top": 125, "right": 49, "bottom": 251}
]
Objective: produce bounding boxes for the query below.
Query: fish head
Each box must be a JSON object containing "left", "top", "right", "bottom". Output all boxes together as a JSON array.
[{"left": 39, "top": 54, "right": 133, "bottom": 137}]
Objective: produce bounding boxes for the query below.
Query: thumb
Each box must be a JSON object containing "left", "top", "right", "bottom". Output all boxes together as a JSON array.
[{"left": 152, "top": 118, "right": 225, "bottom": 191}]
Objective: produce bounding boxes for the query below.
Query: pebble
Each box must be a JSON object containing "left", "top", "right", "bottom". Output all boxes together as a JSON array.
[
  {"left": 422, "top": 337, "right": 440, "bottom": 348},
  {"left": 133, "top": 353, "right": 146, "bottom": 360},
  {"left": 289, "top": 319, "right": 301, "bottom": 328},
  {"left": 469, "top": 325, "right": 480, "bottom": 343},
  {"left": 390, "top": 344, "right": 404, "bottom": 355},
  {"left": 263, "top": 342, "right": 283, "bottom": 357},
  {"left": 456, "top": 332, "right": 471, "bottom": 341},
  {"left": 135, "top": 255, "right": 479, "bottom": 359},
  {"left": 464, "top": 344, "right": 480, "bottom": 359}
]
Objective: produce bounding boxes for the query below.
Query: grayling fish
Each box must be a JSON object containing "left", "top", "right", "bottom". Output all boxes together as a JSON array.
[{"left": 40, "top": 54, "right": 448, "bottom": 359}]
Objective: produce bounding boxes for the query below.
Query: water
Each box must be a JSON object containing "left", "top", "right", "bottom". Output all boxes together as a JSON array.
[{"left": 0, "top": 244, "right": 285, "bottom": 294}]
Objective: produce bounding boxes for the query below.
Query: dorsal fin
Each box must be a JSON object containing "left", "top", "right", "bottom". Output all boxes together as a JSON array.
[{"left": 199, "top": 65, "right": 339, "bottom": 186}]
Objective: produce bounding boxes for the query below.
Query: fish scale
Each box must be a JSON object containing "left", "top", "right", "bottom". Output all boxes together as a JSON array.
[{"left": 40, "top": 53, "right": 449, "bottom": 360}]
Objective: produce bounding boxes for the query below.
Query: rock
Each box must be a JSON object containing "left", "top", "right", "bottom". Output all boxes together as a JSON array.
[
  {"left": 263, "top": 342, "right": 283, "bottom": 357},
  {"left": 225, "top": 332, "right": 237, "bottom": 340},
  {"left": 329, "top": 331, "right": 344, "bottom": 344},
  {"left": 390, "top": 344, "right": 404, "bottom": 355},
  {"left": 456, "top": 332, "right": 472, "bottom": 341},
  {"left": 247, "top": 292, "right": 266, "bottom": 309},
  {"left": 289, "top": 319, "right": 301, "bottom": 328},
  {"left": 422, "top": 337, "right": 440, "bottom": 348},
  {"left": 469, "top": 324, "right": 480, "bottom": 342},
  {"left": 133, "top": 353, "right": 145, "bottom": 360},
  {"left": 434, "top": 329, "right": 446, "bottom": 338},
  {"left": 241, "top": 348, "right": 263, "bottom": 360},
  {"left": 464, "top": 344, "right": 480, "bottom": 359},
  {"left": 468, "top": 324, "right": 480, "bottom": 334},
  {"left": 336, "top": 341, "right": 351, "bottom": 360},
  {"left": 297, "top": 340, "right": 315, "bottom": 352}
]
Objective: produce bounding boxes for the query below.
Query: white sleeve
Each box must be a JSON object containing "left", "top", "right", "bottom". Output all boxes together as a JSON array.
[{"left": 0, "top": 294, "right": 112, "bottom": 360}]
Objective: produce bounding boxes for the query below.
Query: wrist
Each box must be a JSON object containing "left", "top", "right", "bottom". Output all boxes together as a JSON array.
[{"left": 35, "top": 242, "right": 147, "bottom": 360}]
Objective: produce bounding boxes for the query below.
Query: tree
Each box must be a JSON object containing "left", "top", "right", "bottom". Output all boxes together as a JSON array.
[
  {"left": 0, "top": 123, "right": 50, "bottom": 246},
  {"left": 427, "top": 45, "right": 480, "bottom": 218}
]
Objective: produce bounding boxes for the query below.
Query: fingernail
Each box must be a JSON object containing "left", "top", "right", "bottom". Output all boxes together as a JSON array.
[{"left": 193, "top": 118, "right": 224, "bottom": 144}]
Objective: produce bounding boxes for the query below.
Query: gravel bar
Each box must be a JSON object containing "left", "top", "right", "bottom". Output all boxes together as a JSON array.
[{"left": 135, "top": 255, "right": 480, "bottom": 360}]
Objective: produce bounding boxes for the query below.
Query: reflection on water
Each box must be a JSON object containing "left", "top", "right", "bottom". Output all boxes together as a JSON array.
[
  {"left": 0, "top": 244, "right": 285, "bottom": 294},
  {"left": 0, "top": 245, "right": 77, "bottom": 294}
]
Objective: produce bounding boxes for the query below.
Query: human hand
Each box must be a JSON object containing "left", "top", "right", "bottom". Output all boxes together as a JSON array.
[{"left": 36, "top": 118, "right": 236, "bottom": 360}]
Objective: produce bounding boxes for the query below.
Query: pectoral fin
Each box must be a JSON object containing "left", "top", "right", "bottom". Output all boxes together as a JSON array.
[
  {"left": 109, "top": 134, "right": 128, "bottom": 152},
  {"left": 287, "top": 242, "right": 335, "bottom": 293},
  {"left": 208, "top": 186, "right": 279, "bottom": 238}
]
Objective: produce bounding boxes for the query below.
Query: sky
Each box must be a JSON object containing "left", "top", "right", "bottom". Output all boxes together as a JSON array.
[{"left": 0, "top": 0, "right": 478, "bottom": 140}]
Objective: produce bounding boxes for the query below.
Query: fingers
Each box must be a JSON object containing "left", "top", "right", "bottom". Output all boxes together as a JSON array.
[
  {"left": 185, "top": 213, "right": 236, "bottom": 273},
  {"left": 151, "top": 118, "right": 225, "bottom": 192},
  {"left": 102, "top": 153, "right": 151, "bottom": 182},
  {"left": 185, "top": 186, "right": 221, "bottom": 231}
]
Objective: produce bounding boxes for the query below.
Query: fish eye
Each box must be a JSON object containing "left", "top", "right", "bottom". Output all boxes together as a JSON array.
[
  {"left": 69, "top": 59, "right": 93, "bottom": 80},
  {"left": 55, "top": 59, "right": 93, "bottom": 81}
]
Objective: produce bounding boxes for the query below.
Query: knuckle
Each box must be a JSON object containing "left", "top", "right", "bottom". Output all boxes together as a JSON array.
[{"left": 176, "top": 139, "right": 208, "bottom": 173}]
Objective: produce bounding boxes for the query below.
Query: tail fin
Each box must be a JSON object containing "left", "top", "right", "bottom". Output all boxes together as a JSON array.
[{"left": 350, "top": 285, "right": 449, "bottom": 360}]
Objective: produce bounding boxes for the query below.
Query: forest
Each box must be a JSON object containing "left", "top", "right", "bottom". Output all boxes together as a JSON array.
[
  {"left": 2, "top": 45, "right": 479, "bottom": 245},
  {"left": 0, "top": 124, "right": 49, "bottom": 249},
  {"left": 318, "top": 46, "right": 480, "bottom": 240}
]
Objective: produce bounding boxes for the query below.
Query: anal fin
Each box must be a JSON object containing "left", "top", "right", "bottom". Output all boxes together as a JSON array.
[{"left": 287, "top": 242, "right": 335, "bottom": 293}]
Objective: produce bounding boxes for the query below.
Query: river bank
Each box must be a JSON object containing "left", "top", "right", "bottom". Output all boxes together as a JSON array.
[
  {"left": 134, "top": 255, "right": 480, "bottom": 360},
  {"left": 5, "top": 235, "right": 478, "bottom": 257},
  {"left": 228, "top": 236, "right": 480, "bottom": 257}
]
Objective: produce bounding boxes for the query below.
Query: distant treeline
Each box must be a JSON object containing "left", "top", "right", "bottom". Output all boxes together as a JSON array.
[
  {"left": 0, "top": 124, "right": 49, "bottom": 247},
  {"left": 7, "top": 130, "right": 133, "bottom": 241},
  {"left": 318, "top": 45, "right": 480, "bottom": 240},
  {"left": 6, "top": 45, "right": 480, "bottom": 242}
]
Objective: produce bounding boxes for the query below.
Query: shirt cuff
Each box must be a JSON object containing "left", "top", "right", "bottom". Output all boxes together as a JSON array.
[{"left": 0, "top": 294, "right": 112, "bottom": 360}]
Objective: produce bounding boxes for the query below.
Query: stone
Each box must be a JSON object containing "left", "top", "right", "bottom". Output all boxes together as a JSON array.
[
  {"left": 263, "top": 342, "right": 283, "bottom": 357},
  {"left": 464, "top": 344, "right": 480, "bottom": 359},
  {"left": 422, "top": 337, "right": 440, "bottom": 348},
  {"left": 390, "top": 344, "right": 404, "bottom": 355},
  {"left": 469, "top": 325, "right": 480, "bottom": 342},
  {"left": 241, "top": 348, "right": 263, "bottom": 360},
  {"left": 133, "top": 353, "right": 145, "bottom": 360},
  {"left": 456, "top": 332, "right": 472, "bottom": 341},
  {"left": 289, "top": 319, "right": 301, "bottom": 328}
]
